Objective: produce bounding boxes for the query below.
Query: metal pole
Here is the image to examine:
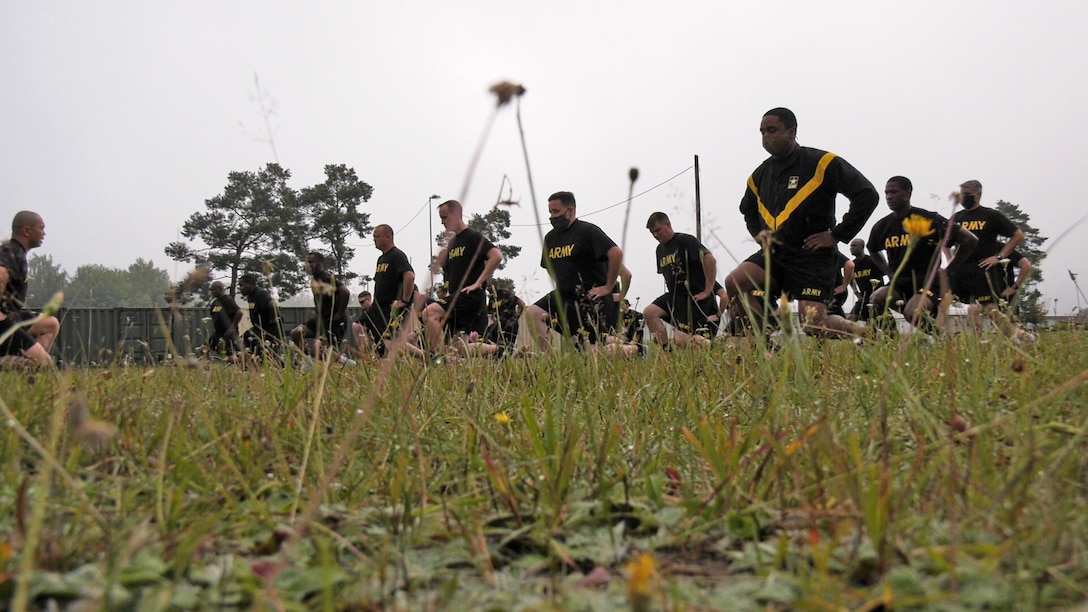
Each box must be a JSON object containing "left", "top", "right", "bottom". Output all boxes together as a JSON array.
[
  {"left": 694, "top": 154, "right": 702, "bottom": 243},
  {"left": 428, "top": 194, "right": 440, "bottom": 273}
]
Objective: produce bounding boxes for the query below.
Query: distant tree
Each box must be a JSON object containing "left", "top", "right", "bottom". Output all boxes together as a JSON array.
[
  {"left": 65, "top": 260, "right": 173, "bottom": 307},
  {"left": 125, "top": 259, "right": 173, "bottom": 307},
  {"left": 466, "top": 208, "right": 521, "bottom": 269},
  {"left": 165, "top": 163, "right": 307, "bottom": 298},
  {"left": 995, "top": 200, "right": 1047, "bottom": 323},
  {"left": 300, "top": 164, "right": 374, "bottom": 283},
  {"left": 25, "top": 254, "right": 68, "bottom": 308},
  {"left": 65, "top": 265, "right": 128, "bottom": 307},
  {"left": 492, "top": 277, "right": 515, "bottom": 293}
]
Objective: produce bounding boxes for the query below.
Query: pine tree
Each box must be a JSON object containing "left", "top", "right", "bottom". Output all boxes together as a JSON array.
[{"left": 995, "top": 200, "right": 1047, "bottom": 323}]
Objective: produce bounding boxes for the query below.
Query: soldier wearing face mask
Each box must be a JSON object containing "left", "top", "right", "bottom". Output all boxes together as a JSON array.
[
  {"left": 947, "top": 180, "right": 1025, "bottom": 313},
  {"left": 527, "top": 190, "right": 624, "bottom": 350}
]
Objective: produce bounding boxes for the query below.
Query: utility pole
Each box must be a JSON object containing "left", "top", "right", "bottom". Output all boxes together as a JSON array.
[
  {"left": 694, "top": 155, "right": 702, "bottom": 243},
  {"left": 427, "top": 194, "right": 441, "bottom": 274}
]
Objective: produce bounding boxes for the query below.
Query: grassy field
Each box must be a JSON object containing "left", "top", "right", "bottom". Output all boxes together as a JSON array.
[{"left": 2, "top": 329, "right": 1087, "bottom": 611}]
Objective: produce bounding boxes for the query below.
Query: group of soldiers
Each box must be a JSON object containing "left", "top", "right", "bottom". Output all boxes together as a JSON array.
[
  {"left": 226, "top": 108, "right": 1034, "bottom": 364},
  {"left": 1, "top": 106, "right": 1037, "bottom": 367}
]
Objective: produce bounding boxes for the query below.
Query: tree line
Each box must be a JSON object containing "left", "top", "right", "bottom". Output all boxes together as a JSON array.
[
  {"left": 26, "top": 162, "right": 524, "bottom": 309},
  {"left": 25, "top": 256, "right": 172, "bottom": 309},
  {"left": 165, "top": 163, "right": 374, "bottom": 299},
  {"left": 165, "top": 162, "right": 522, "bottom": 301}
]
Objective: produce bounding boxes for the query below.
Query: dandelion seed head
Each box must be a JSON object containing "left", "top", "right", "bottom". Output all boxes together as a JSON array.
[
  {"left": 1012, "top": 355, "right": 1025, "bottom": 373},
  {"left": 489, "top": 81, "right": 526, "bottom": 107}
]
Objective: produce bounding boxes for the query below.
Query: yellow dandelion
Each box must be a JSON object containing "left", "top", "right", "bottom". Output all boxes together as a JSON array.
[
  {"left": 493, "top": 412, "right": 512, "bottom": 425},
  {"left": 626, "top": 551, "right": 656, "bottom": 608},
  {"left": 902, "top": 214, "right": 935, "bottom": 239},
  {"left": 775, "top": 292, "right": 791, "bottom": 318}
]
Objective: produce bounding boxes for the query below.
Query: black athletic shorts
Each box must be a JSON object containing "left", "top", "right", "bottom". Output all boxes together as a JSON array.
[
  {"left": 950, "top": 266, "right": 1004, "bottom": 306},
  {"left": 432, "top": 291, "right": 489, "bottom": 336},
  {"left": 208, "top": 330, "right": 240, "bottom": 356},
  {"left": 744, "top": 247, "right": 837, "bottom": 303},
  {"left": 533, "top": 291, "right": 618, "bottom": 344},
  {"left": 650, "top": 293, "right": 717, "bottom": 336},
  {"left": 358, "top": 303, "right": 397, "bottom": 341},
  {"left": 304, "top": 317, "right": 348, "bottom": 344},
  {"left": 0, "top": 316, "right": 37, "bottom": 356}
]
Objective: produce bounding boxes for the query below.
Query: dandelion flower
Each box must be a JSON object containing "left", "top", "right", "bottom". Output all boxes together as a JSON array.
[
  {"left": 775, "top": 292, "right": 791, "bottom": 318},
  {"left": 494, "top": 412, "right": 512, "bottom": 425},
  {"left": 626, "top": 551, "right": 656, "bottom": 608},
  {"left": 902, "top": 214, "right": 935, "bottom": 239}
]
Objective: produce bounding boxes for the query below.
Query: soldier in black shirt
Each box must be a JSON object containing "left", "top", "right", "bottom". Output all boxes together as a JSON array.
[
  {"left": 0, "top": 211, "right": 55, "bottom": 366},
  {"left": 643, "top": 211, "right": 717, "bottom": 348},
  {"left": 423, "top": 201, "right": 504, "bottom": 357},
  {"left": 238, "top": 273, "right": 283, "bottom": 359},
  {"left": 352, "top": 291, "right": 375, "bottom": 354},
  {"left": 847, "top": 239, "right": 884, "bottom": 322},
  {"left": 206, "top": 280, "right": 242, "bottom": 359},
  {"left": 290, "top": 251, "right": 351, "bottom": 357},
  {"left": 724, "top": 108, "right": 878, "bottom": 338},
  {"left": 527, "top": 191, "right": 623, "bottom": 350},
  {"left": 620, "top": 299, "right": 645, "bottom": 344},
  {"left": 867, "top": 176, "right": 977, "bottom": 329},
  {"left": 948, "top": 180, "right": 1026, "bottom": 336},
  {"left": 360, "top": 224, "right": 424, "bottom": 359}
]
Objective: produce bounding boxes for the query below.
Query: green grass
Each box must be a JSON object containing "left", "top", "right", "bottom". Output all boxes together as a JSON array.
[{"left": 2, "top": 330, "right": 1088, "bottom": 610}]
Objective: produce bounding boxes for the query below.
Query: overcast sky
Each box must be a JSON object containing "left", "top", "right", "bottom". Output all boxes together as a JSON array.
[{"left": 4, "top": 1, "right": 1087, "bottom": 314}]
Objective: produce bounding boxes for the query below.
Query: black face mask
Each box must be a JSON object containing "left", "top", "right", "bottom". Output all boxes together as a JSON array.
[
  {"left": 550, "top": 216, "right": 570, "bottom": 231},
  {"left": 962, "top": 194, "right": 977, "bottom": 208}
]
